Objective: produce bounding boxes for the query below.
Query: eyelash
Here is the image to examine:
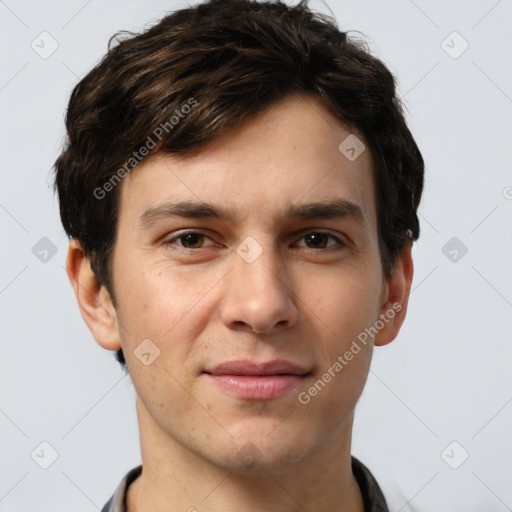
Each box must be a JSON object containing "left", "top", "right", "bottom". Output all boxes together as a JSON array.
[{"left": 163, "top": 230, "right": 348, "bottom": 253}]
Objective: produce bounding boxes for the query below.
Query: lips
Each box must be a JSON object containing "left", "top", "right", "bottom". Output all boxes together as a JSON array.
[
  {"left": 203, "top": 359, "right": 310, "bottom": 400},
  {"left": 205, "top": 359, "right": 310, "bottom": 376}
]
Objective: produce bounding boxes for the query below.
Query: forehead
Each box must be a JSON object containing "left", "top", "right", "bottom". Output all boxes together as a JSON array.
[{"left": 117, "top": 93, "right": 377, "bottom": 232}]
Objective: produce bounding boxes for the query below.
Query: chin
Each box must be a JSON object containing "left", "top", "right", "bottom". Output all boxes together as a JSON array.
[{"left": 216, "top": 422, "right": 315, "bottom": 474}]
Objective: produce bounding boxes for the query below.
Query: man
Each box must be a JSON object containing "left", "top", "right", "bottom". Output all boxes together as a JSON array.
[{"left": 53, "top": 0, "right": 424, "bottom": 510}]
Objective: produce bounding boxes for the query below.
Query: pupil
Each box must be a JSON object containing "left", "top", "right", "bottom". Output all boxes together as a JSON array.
[
  {"left": 183, "top": 233, "right": 202, "bottom": 248},
  {"left": 306, "top": 233, "right": 326, "bottom": 248},
  {"left": 180, "top": 233, "right": 328, "bottom": 249}
]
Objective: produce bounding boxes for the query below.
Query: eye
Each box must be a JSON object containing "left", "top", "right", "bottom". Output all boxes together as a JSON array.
[
  {"left": 294, "top": 231, "right": 347, "bottom": 250},
  {"left": 164, "top": 231, "right": 216, "bottom": 250},
  {"left": 163, "top": 230, "right": 348, "bottom": 252}
]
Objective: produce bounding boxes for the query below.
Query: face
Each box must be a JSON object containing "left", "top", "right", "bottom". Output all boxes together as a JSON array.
[{"left": 73, "top": 93, "right": 411, "bottom": 474}]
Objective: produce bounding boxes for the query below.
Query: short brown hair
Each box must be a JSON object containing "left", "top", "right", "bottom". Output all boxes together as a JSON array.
[{"left": 53, "top": 0, "right": 424, "bottom": 369}]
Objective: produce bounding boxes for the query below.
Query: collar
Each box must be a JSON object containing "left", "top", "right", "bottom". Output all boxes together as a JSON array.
[{"left": 101, "top": 456, "right": 388, "bottom": 512}]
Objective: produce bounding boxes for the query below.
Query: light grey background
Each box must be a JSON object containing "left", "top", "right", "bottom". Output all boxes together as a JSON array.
[{"left": 1, "top": 0, "right": 511, "bottom": 510}]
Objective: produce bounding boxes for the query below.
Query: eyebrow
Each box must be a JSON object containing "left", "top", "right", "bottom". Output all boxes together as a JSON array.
[{"left": 137, "top": 198, "right": 370, "bottom": 233}]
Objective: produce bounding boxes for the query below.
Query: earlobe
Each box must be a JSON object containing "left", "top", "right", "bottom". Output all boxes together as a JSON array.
[
  {"left": 373, "top": 241, "right": 414, "bottom": 347},
  {"left": 66, "top": 240, "right": 122, "bottom": 351}
]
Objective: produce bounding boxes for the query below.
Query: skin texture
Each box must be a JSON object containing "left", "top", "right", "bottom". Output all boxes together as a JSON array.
[{"left": 67, "top": 92, "right": 413, "bottom": 512}]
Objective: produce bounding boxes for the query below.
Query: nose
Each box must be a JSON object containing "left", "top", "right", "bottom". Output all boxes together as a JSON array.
[{"left": 219, "top": 240, "right": 299, "bottom": 334}]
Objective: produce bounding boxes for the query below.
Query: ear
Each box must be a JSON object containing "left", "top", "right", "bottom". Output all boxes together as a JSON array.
[
  {"left": 373, "top": 240, "right": 414, "bottom": 347},
  {"left": 65, "top": 239, "right": 122, "bottom": 351}
]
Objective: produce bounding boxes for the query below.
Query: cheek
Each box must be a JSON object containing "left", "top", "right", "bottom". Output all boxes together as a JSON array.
[
  {"left": 116, "top": 260, "right": 200, "bottom": 329},
  {"left": 298, "top": 263, "right": 381, "bottom": 403},
  {"left": 114, "top": 260, "right": 220, "bottom": 372},
  {"left": 299, "top": 264, "right": 382, "bottom": 342},
  {"left": 302, "top": 281, "right": 377, "bottom": 415}
]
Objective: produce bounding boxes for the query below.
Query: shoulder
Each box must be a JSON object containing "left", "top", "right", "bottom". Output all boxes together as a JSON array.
[
  {"left": 101, "top": 465, "right": 143, "bottom": 512},
  {"left": 351, "top": 456, "right": 389, "bottom": 512}
]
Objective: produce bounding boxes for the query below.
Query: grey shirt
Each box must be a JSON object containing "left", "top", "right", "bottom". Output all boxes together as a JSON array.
[{"left": 101, "top": 456, "right": 389, "bottom": 512}]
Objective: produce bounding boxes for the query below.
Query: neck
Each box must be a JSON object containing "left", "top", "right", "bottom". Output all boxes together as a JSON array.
[{"left": 127, "top": 397, "right": 365, "bottom": 512}]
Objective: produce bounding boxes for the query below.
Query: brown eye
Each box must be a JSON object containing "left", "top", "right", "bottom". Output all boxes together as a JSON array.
[
  {"left": 164, "top": 231, "right": 215, "bottom": 250},
  {"left": 178, "top": 233, "right": 205, "bottom": 249},
  {"left": 296, "top": 231, "right": 346, "bottom": 250},
  {"left": 304, "top": 232, "right": 329, "bottom": 248}
]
